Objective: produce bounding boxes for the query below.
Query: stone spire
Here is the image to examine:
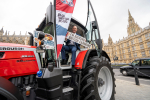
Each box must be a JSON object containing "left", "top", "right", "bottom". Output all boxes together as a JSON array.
[
  {"left": 127, "top": 9, "right": 141, "bottom": 36},
  {"left": 13, "top": 31, "right": 15, "bottom": 36},
  {"left": 128, "top": 10, "right": 132, "bottom": 20},
  {"left": 0, "top": 27, "right": 4, "bottom": 36},
  {"left": 0, "top": 27, "right": 4, "bottom": 32},
  {"left": 5, "top": 30, "right": 7, "bottom": 35},
  {"left": 8, "top": 31, "right": 9, "bottom": 35},
  {"left": 108, "top": 34, "right": 113, "bottom": 45},
  {"left": 25, "top": 31, "right": 27, "bottom": 35},
  {"left": 128, "top": 9, "right": 134, "bottom": 22},
  {"left": 20, "top": 31, "right": 21, "bottom": 35}
]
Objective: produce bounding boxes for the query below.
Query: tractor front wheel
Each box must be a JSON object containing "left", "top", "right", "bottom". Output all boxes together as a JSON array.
[{"left": 81, "top": 56, "right": 115, "bottom": 100}]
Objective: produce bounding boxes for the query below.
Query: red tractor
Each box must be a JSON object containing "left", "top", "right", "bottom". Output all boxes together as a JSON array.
[{"left": 0, "top": 0, "right": 115, "bottom": 100}]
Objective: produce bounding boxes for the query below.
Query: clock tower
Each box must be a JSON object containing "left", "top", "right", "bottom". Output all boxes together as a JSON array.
[
  {"left": 108, "top": 34, "right": 113, "bottom": 45},
  {"left": 127, "top": 10, "right": 141, "bottom": 36}
]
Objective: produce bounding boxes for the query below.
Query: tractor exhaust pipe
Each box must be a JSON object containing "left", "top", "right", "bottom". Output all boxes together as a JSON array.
[{"left": 28, "top": 32, "right": 34, "bottom": 46}]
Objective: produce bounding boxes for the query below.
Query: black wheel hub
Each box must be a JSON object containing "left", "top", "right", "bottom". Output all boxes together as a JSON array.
[{"left": 98, "top": 78, "right": 105, "bottom": 87}]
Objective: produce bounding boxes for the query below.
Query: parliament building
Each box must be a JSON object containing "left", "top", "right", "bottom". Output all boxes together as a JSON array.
[
  {"left": 102, "top": 10, "right": 150, "bottom": 64},
  {"left": 0, "top": 28, "right": 30, "bottom": 45}
]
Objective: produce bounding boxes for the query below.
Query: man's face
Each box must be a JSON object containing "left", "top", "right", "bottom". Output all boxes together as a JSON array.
[{"left": 72, "top": 26, "right": 77, "bottom": 33}]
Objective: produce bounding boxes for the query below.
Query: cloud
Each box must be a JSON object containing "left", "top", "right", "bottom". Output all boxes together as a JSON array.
[
  {"left": 0, "top": 0, "right": 150, "bottom": 43},
  {"left": 0, "top": 0, "right": 51, "bottom": 35}
]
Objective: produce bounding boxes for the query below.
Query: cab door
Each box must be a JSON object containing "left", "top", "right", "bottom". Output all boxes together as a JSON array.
[
  {"left": 139, "top": 59, "right": 150, "bottom": 77},
  {"left": 130, "top": 60, "right": 140, "bottom": 75}
]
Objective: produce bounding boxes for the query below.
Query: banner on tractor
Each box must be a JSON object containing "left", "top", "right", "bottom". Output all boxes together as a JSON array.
[
  {"left": 66, "top": 32, "right": 91, "bottom": 48},
  {"left": 56, "top": 0, "right": 76, "bottom": 58},
  {"left": 34, "top": 31, "right": 54, "bottom": 49}
]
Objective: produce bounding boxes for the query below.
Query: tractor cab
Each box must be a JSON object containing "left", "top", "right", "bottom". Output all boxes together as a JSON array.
[
  {"left": 30, "top": 1, "right": 115, "bottom": 100},
  {"left": 34, "top": 17, "right": 88, "bottom": 69},
  {"left": 33, "top": 0, "right": 102, "bottom": 69}
]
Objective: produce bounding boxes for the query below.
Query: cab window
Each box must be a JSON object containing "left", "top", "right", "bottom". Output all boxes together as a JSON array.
[
  {"left": 132, "top": 60, "right": 140, "bottom": 66},
  {"left": 43, "top": 22, "right": 54, "bottom": 36},
  {"left": 141, "top": 59, "right": 150, "bottom": 66}
]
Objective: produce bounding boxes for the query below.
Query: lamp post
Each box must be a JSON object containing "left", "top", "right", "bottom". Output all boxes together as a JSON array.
[{"left": 113, "top": 55, "right": 118, "bottom": 68}]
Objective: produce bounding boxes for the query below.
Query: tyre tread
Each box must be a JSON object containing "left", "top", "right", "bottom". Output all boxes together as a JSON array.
[{"left": 81, "top": 56, "right": 116, "bottom": 100}]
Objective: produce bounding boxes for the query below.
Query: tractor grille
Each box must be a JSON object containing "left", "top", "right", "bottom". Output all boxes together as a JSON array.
[
  {"left": 9, "top": 75, "right": 37, "bottom": 88},
  {"left": 0, "top": 52, "right": 4, "bottom": 59}
]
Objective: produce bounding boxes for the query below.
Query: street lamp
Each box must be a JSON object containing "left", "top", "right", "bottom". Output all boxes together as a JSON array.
[{"left": 113, "top": 55, "right": 118, "bottom": 68}]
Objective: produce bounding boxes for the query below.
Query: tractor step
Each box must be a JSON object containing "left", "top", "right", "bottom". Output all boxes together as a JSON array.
[
  {"left": 63, "top": 75, "right": 71, "bottom": 79},
  {"left": 63, "top": 87, "right": 73, "bottom": 93}
]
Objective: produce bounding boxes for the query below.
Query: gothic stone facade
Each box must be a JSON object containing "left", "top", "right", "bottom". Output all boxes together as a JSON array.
[
  {"left": 0, "top": 28, "right": 30, "bottom": 45},
  {"left": 103, "top": 10, "right": 150, "bottom": 64}
]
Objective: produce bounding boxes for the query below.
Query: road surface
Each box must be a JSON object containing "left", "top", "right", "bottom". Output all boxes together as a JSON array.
[{"left": 113, "top": 69, "right": 150, "bottom": 86}]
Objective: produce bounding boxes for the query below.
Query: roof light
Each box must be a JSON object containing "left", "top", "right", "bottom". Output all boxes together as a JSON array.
[{"left": 37, "top": 71, "right": 42, "bottom": 77}]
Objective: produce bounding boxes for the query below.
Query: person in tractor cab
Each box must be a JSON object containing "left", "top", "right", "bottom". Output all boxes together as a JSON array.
[{"left": 61, "top": 26, "right": 80, "bottom": 66}]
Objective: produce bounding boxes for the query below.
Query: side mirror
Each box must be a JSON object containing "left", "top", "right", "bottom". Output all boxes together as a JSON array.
[
  {"left": 92, "top": 21, "right": 97, "bottom": 29},
  {"left": 48, "top": 63, "right": 54, "bottom": 72},
  {"left": 38, "top": 32, "right": 45, "bottom": 40}
]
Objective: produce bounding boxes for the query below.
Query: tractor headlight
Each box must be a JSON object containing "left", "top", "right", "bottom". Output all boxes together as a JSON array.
[{"left": 26, "top": 86, "right": 31, "bottom": 96}]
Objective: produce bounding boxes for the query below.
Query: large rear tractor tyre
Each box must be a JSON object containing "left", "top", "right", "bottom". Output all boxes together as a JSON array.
[{"left": 81, "top": 56, "right": 116, "bottom": 100}]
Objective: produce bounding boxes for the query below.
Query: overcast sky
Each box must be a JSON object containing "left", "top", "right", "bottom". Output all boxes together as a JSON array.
[{"left": 0, "top": 0, "right": 150, "bottom": 43}]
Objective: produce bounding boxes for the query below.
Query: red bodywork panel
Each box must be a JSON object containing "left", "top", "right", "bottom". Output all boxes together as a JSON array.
[
  {"left": 74, "top": 50, "right": 88, "bottom": 69},
  {"left": 0, "top": 43, "right": 39, "bottom": 79},
  {"left": 0, "top": 43, "right": 36, "bottom": 48},
  {"left": 1, "top": 51, "right": 35, "bottom": 59}
]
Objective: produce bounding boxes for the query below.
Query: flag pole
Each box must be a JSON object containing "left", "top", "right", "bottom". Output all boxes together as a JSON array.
[{"left": 53, "top": 0, "right": 59, "bottom": 68}]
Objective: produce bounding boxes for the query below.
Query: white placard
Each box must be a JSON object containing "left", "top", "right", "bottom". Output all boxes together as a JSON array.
[{"left": 66, "top": 32, "right": 91, "bottom": 48}]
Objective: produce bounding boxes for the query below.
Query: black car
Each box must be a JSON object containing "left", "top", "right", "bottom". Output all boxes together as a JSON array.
[{"left": 120, "top": 58, "right": 150, "bottom": 77}]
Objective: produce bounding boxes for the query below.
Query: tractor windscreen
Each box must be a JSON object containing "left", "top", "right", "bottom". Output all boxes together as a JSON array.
[{"left": 43, "top": 22, "right": 54, "bottom": 37}]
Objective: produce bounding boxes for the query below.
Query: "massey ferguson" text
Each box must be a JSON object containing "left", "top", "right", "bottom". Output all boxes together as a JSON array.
[{"left": 0, "top": 47, "right": 24, "bottom": 50}]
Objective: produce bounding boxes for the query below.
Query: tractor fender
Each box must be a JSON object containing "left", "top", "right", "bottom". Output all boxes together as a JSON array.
[
  {"left": 74, "top": 49, "right": 110, "bottom": 69},
  {"left": 0, "top": 77, "right": 24, "bottom": 100},
  {"left": 101, "top": 50, "right": 111, "bottom": 62},
  {"left": 75, "top": 49, "right": 97, "bottom": 69}
]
